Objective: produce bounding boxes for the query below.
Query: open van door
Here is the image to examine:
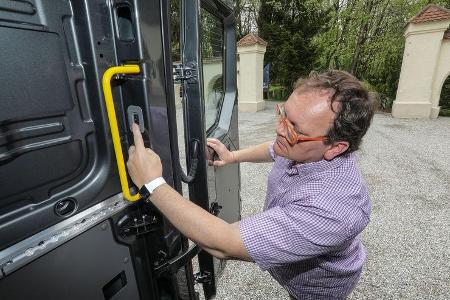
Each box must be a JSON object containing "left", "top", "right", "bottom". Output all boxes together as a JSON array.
[
  {"left": 179, "top": 0, "right": 241, "bottom": 298},
  {"left": 0, "top": 0, "right": 197, "bottom": 299}
]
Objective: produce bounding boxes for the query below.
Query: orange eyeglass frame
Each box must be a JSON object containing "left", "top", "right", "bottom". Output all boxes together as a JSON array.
[{"left": 275, "top": 104, "right": 328, "bottom": 145}]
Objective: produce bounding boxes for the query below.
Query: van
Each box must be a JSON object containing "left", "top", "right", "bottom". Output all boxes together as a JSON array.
[{"left": 0, "top": 0, "right": 240, "bottom": 299}]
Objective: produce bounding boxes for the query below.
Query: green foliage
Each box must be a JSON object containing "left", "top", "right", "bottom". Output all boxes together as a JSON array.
[
  {"left": 170, "top": 0, "right": 180, "bottom": 62},
  {"left": 253, "top": 0, "right": 450, "bottom": 108},
  {"left": 440, "top": 76, "right": 450, "bottom": 110},
  {"left": 379, "top": 95, "right": 395, "bottom": 111},
  {"left": 200, "top": 8, "right": 224, "bottom": 59},
  {"left": 235, "top": 0, "right": 260, "bottom": 40},
  {"left": 268, "top": 85, "right": 289, "bottom": 101},
  {"left": 168, "top": 0, "right": 450, "bottom": 110},
  {"left": 311, "top": 0, "right": 426, "bottom": 102},
  {"left": 257, "top": 0, "right": 329, "bottom": 92},
  {"left": 439, "top": 108, "right": 450, "bottom": 117},
  {"left": 434, "top": 0, "right": 450, "bottom": 9}
]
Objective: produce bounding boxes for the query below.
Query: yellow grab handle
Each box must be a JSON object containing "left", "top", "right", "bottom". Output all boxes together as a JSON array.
[{"left": 102, "top": 65, "right": 141, "bottom": 201}]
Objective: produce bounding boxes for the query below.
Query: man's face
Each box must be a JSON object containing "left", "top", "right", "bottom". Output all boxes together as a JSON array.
[{"left": 273, "top": 89, "right": 337, "bottom": 163}]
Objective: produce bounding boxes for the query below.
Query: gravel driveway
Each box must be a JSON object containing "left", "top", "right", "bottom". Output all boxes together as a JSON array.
[{"left": 208, "top": 103, "right": 450, "bottom": 299}]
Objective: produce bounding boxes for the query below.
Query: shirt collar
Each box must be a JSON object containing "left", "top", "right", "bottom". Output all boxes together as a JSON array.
[{"left": 285, "top": 153, "right": 352, "bottom": 176}]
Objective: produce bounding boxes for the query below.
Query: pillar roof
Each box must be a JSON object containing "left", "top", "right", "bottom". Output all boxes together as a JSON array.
[
  {"left": 237, "top": 33, "right": 267, "bottom": 47},
  {"left": 409, "top": 4, "right": 450, "bottom": 24}
]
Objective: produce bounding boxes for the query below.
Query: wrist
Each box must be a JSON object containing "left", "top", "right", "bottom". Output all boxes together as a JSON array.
[
  {"left": 139, "top": 177, "right": 166, "bottom": 199},
  {"left": 149, "top": 183, "right": 167, "bottom": 200},
  {"left": 230, "top": 151, "right": 238, "bottom": 164}
]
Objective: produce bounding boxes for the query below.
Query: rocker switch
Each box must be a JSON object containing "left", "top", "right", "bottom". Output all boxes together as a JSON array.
[{"left": 127, "top": 105, "right": 145, "bottom": 133}]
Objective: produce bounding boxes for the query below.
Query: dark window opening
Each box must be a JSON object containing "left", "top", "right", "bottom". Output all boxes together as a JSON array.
[{"left": 116, "top": 5, "right": 135, "bottom": 41}]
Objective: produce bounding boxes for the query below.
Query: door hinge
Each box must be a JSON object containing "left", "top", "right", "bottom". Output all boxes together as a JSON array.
[
  {"left": 173, "top": 62, "right": 198, "bottom": 84},
  {"left": 194, "top": 271, "right": 212, "bottom": 284}
]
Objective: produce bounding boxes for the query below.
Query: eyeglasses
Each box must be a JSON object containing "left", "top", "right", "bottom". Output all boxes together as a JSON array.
[{"left": 275, "top": 104, "right": 328, "bottom": 145}]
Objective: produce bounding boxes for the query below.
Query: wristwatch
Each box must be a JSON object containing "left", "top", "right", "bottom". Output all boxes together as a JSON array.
[{"left": 138, "top": 177, "right": 166, "bottom": 200}]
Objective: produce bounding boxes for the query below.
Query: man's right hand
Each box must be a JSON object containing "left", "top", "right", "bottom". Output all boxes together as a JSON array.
[
  {"left": 206, "top": 138, "right": 236, "bottom": 167},
  {"left": 127, "top": 123, "right": 163, "bottom": 189}
]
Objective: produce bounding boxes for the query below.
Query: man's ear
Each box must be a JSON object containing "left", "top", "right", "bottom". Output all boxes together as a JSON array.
[{"left": 324, "top": 141, "right": 349, "bottom": 160}]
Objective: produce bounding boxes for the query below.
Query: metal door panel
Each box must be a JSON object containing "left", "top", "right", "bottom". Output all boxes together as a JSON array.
[
  {"left": 0, "top": 219, "right": 139, "bottom": 300},
  {"left": 1, "top": 0, "right": 195, "bottom": 299}
]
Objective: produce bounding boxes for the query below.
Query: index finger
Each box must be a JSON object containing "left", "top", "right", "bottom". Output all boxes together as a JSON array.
[
  {"left": 207, "top": 141, "right": 219, "bottom": 151},
  {"left": 132, "top": 123, "right": 145, "bottom": 150},
  {"left": 206, "top": 138, "right": 220, "bottom": 144}
]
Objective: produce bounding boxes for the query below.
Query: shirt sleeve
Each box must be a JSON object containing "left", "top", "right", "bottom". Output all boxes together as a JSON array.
[
  {"left": 239, "top": 202, "right": 352, "bottom": 270},
  {"left": 268, "top": 141, "right": 276, "bottom": 161}
]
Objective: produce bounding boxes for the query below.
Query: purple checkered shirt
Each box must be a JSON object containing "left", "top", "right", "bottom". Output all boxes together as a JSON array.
[{"left": 240, "top": 143, "right": 371, "bottom": 299}]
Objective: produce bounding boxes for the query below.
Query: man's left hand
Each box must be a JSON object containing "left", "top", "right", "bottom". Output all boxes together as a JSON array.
[{"left": 127, "top": 123, "right": 162, "bottom": 189}]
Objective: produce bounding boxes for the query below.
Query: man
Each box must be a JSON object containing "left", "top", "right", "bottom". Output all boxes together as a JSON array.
[{"left": 127, "top": 70, "right": 377, "bottom": 299}]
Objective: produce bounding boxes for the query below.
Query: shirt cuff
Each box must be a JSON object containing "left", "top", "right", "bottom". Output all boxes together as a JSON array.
[{"left": 269, "top": 142, "right": 276, "bottom": 161}]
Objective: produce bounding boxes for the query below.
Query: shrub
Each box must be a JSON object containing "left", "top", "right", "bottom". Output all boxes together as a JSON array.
[
  {"left": 362, "top": 80, "right": 392, "bottom": 112},
  {"left": 439, "top": 108, "right": 450, "bottom": 117},
  {"left": 379, "top": 95, "right": 394, "bottom": 111},
  {"left": 268, "top": 85, "right": 288, "bottom": 102}
]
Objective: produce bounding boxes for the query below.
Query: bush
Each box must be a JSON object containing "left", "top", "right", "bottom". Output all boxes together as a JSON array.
[
  {"left": 439, "top": 108, "right": 450, "bottom": 117},
  {"left": 379, "top": 95, "right": 394, "bottom": 111},
  {"left": 362, "top": 80, "right": 393, "bottom": 112},
  {"left": 268, "top": 85, "right": 288, "bottom": 102}
]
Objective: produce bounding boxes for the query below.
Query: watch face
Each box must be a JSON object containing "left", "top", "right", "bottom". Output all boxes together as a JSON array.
[{"left": 139, "top": 185, "right": 150, "bottom": 199}]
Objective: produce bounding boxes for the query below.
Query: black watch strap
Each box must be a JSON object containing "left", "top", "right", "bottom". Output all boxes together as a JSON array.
[{"left": 138, "top": 184, "right": 150, "bottom": 199}]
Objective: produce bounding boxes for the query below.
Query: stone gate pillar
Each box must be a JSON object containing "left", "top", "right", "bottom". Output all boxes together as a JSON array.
[
  {"left": 237, "top": 33, "right": 267, "bottom": 112},
  {"left": 392, "top": 4, "right": 450, "bottom": 118}
]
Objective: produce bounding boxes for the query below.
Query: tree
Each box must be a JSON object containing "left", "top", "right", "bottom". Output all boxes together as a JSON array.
[
  {"left": 170, "top": 0, "right": 181, "bottom": 62},
  {"left": 257, "top": 0, "right": 329, "bottom": 91},
  {"left": 236, "top": 0, "right": 260, "bottom": 40},
  {"left": 312, "top": 0, "right": 450, "bottom": 104}
]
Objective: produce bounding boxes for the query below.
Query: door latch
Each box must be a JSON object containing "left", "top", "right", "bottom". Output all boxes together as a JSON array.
[
  {"left": 173, "top": 62, "right": 198, "bottom": 84},
  {"left": 194, "top": 271, "right": 212, "bottom": 284},
  {"left": 209, "top": 202, "right": 222, "bottom": 216}
]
